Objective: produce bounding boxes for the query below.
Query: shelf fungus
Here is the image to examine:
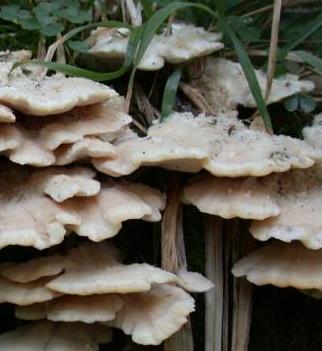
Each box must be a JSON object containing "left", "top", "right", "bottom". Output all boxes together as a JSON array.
[
  {"left": 232, "top": 241, "right": 322, "bottom": 291},
  {"left": 107, "top": 284, "right": 195, "bottom": 345},
  {"left": 0, "top": 165, "right": 165, "bottom": 249},
  {"left": 95, "top": 112, "right": 322, "bottom": 177},
  {"left": 0, "top": 98, "right": 131, "bottom": 167},
  {"left": 88, "top": 23, "right": 223, "bottom": 71},
  {"left": 190, "top": 58, "right": 315, "bottom": 114},
  {"left": 0, "top": 242, "right": 209, "bottom": 346},
  {"left": 15, "top": 294, "right": 123, "bottom": 324},
  {"left": 182, "top": 174, "right": 280, "bottom": 220},
  {"left": 0, "top": 321, "right": 112, "bottom": 350},
  {"left": 250, "top": 166, "right": 322, "bottom": 249},
  {"left": 303, "top": 113, "right": 322, "bottom": 150},
  {"left": 0, "top": 275, "right": 61, "bottom": 306},
  {"left": 0, "top": 72, "right": 117, "bottom": 116}
]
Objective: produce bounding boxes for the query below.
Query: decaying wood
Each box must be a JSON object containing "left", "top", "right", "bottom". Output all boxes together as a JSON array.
[
  {"left": 162, "top": 174, "right": 194, "bottom": 351},
  {"left": 205, "top": 215, "right": 224, "bottom": 351}
]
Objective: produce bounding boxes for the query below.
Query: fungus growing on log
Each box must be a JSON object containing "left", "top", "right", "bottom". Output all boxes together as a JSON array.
[
  {"left": 182, "top": 174, "right": 280, "bottom": 220},
  {"left": 95, "top": 112, "right": 322, "bottom": 177},
  {"left": 190, "top": 58, "right": 315, "bottom": 114},
  {"left": 0, "top": 98, "right": 131, "bottom": 167},
  {"left": 250, "top": 166, "right": 322, "bottom": 249},
  {"left": 88, "top": 23, "right": 223, "bottom": 71},
  {"left": 0, "top": 164, "right": 165, "bottom": 249},
  {"left": 232, "top": 241, "right": 322, "bottom": 291}
]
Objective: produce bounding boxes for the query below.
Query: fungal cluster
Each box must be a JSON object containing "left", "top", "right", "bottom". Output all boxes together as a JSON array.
[
  {"left": 0, "top": 19, "right": 319, "bottom": 350},
  {"left": 0, "top": 49, "right": 214, "bottom": 349}
]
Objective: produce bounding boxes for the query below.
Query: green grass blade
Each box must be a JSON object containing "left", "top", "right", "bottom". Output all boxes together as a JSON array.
[
  {"left": 10, "top": 26, "right": 142, "bottom": 81},
  {"left": 284, "top": 12, "right": 322, "bottom": 52},
  {"left": 215, "top": 0, "right": 272, "bottom": 131},
  {"left": 161, "top": 68, "right": 182, "bottom": 120},
  {"left": 294, "top": 50, "right": 322, "bottom": 75},
  {"left": 224, "top": 24, "right": 273, "bottom": 131}
]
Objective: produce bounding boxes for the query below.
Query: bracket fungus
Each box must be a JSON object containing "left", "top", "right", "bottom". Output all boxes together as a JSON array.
[
  {"left": 0, "top": 275, "right": 61, "bottom": 306},
  {"left": 190, "top": 58, "right": 315, "bottom": 114},
  {"left": 0, "top": 321, "right": 112, "bottom": 351},
  {"left": 95, "top": 112, "right": 322, "bottom": 177},
  {"left": 303, "top": 113, "right": 322, "bottom": 149},
  {"left": 250, "top": 166, "right": 322, "bottom": 249},
  {"left": 16, "top": 294, "right": 123, "bottom": 324},
  {"left": 0, "top": 241, "right": 208, "bottom": 346},
  {"left": 182, "top": 174, "right": 280, "bottom": 220},
  {"left": 232, "top": 241, "right": 322, "bottom": 291},
  {"left": 0, "top": 73, "right": 117, "bottom": 116},
  {"left": 0, "top": 98, "right": 131, "bottom": 167},
  {"left": 88, "top": 23, "right": 223, "bottom": 71},
  {"left": 108, "top": 284, "right": 195, "bottom": 345},
  {"left": 0, "top": 165, "right": 165, "bottom": 249}
]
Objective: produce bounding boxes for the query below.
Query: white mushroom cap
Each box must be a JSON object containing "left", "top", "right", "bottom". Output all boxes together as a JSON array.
[
  {"left": 0, "top": 74, "right": 117, "bottom": 116},
  {"left": 108, "top": 284, "right": 195, "bottom": 345},
  {"left": 0, "top": 104, "right": 15, "bottom": 123},
  {"left": 182, "top": 174, "right": 280, "bottom": 219},
  {"left": 0, "top": 321, "right": 112, "bottom": 350},
  {"left": 40, "top": 100, "right": 131, "bottom": 149},
  {"left": 47, "top": 260, "right": 179, "bottom": 295},
  {"left": 0, "top": 276, "right": 61, "bottom": 305},
  {"left": 95, "top": 112, "right": 322, "bottom": 177},
  {"left": 0, "top": 165, "right": 103, "bottom": 249},
  {"left": 232, "top": 241, "right": 322, "bottom": 290},
  {"left": 1, "top": 242, "right": 178, "bottom": 295},
  {"left": 0, "top": 101, "right": 130, "bottom": 167},
  {"left": 64, "top": 181, "right": 166, "bottom": 241},
  {"left": 16, "top": 294, "right": 123, "bottom": 324},
  {"left": 2, "top": 242, "right": 120, "bottom": 284},
  {"left": 250, "top": 167, "right": 322, "bottom": 249},
  {"left": 89, "top": 23, "right": 223, "bottom": 71},
  {"left": 303, "top": 113, "right": 322, "bottom": 149},
  {"left": 176, "top": 270, "right": 214, "bottom": 293},
  {"left": 192, "top": 58, "right": 315, "bottom": 114},
  {"left": 0, "top": 164, "right": 164, "bottom": 249},
  {"left": 43, "top": 168, "right": 100, "bottom": 202}
]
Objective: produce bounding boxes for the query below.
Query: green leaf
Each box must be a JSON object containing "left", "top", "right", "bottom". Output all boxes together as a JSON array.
[
  {"left": 68, "top": 40, "right": 90, "bottom": 53},
  {"left": 161, "top": 68, "right": 182, "bottom": 120},
  {"left": 140, "top": 0, "right": 154, "bottom": 18},
  {"left": 284, "top": 11, "right": 322, "bottom": 52},
  {"left": 284, "top": 96, "right": 299, "bottom": 112},
  {"left": 11, "top": 25, "right": 142, "bottom": 81},
  {"left": 20, "top": 18, "right": 41, "bottom": 31},
  {"left": 293, "top": 50, "right": 322, "bottom": 75},
  {"left": 17, "top": 9, "right": 32, "bottom": 20},
  {"left": 215, "top": 0, "right": 272, "bottom": 131},
  {"left": 41, "top": 22, "right": 65, "bottom": 37},
  {"left": 299, "top": 95, "right": 316, "bottom": 113},
  {"left": 228, "top": 16, "right": 261, "bottom": 42},
  {"left": 0, "top": 5, "right": 20, "bottom": 22}
]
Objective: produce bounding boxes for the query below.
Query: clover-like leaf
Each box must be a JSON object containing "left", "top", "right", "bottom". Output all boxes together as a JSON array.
[
  {"left": 20, "top": 18, "right": 41, "bottom": 31},
  {"left": 0, "top": 5, "right": 21, "bottom": 22},
  {"left": 68, "top": 40, "right": 90, "bottom": 53},
  {"left": 299, "top": 95, "right": 316, "bottom": 113},
  {"left": 41, "top": 22, "right": 65, "bottom": 37},
  {"left": 284, "top": 95, "right": 299, "bottom": 112}
]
